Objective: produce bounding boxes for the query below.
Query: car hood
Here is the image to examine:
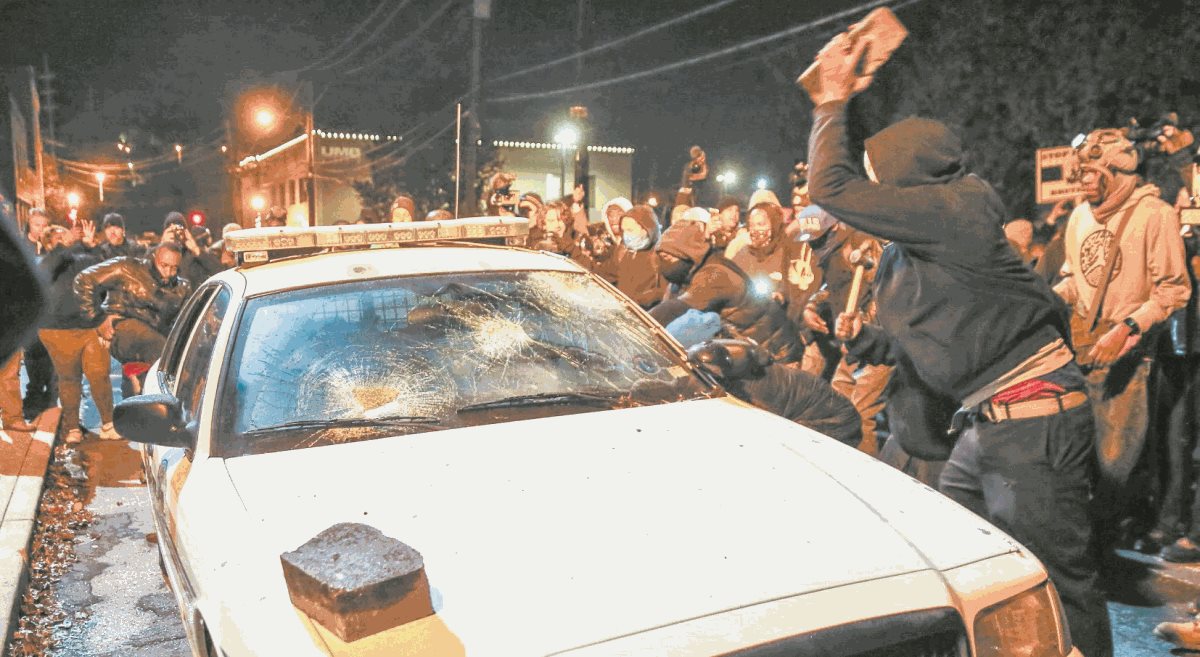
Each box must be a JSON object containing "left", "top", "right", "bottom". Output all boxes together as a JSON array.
[{"left": 221, "top": 397, "right": 1020, "bottom": 656}]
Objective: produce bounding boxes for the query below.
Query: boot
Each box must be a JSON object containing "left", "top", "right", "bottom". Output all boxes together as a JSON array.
[{"left": 1154, "top": 618, "right": 1200, "bottom": 650}]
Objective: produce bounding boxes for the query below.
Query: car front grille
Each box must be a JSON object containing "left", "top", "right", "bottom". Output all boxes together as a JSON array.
[{"left": 722, "top": 608, "right": 965, "bottom": 657}]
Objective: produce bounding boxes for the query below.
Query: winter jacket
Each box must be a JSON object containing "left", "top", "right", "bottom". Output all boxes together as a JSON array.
[
  {"left": 580, "top": 222, "right": 619, "bottom": 284},
  {"left": 1163, "top": 231, "right": 1200, "bottom": 356},
  {"left": 97, "top": 239, "right": 145, "bottom": 261},
  {"left": 39, "top": 244, "right": 103, "bottom": 330},
  {"left": 74, "top": 256, "right": 193, "bottom": 335},
  {"left": 1054, "top": 185, "right": 1190, "bottom": 333},
  {"left": 650, "top": 222, "right": 804, "bottom": 364},
  {"left": 182, "top": 249, "right": 225, "bottom": 287},
  {"left": 614, "top": 205, "right": 665, "bottom": 309},
  {"left": 734, "top": 363, "right": 862, "bottom": 447},
  {"left": 808, "top": 100, "right": 1071, "bottom": 401}
]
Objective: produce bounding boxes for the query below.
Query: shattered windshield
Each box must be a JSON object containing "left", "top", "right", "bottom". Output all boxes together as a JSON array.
[{"left": 218, "top": 270, "right": 715, "bottom": 455}]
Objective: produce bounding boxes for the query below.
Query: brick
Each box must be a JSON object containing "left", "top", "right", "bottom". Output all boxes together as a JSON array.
[{"left": 281, "top": 523, "right": 433, "bottom": 643}]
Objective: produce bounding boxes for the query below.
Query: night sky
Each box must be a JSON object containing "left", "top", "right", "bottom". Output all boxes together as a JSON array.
[
  {"left": 1, "top": 0, "right": 868, "bottom": 199},
  {"left": 5, "top": 0, "right": 1194, "bottom": 221}
]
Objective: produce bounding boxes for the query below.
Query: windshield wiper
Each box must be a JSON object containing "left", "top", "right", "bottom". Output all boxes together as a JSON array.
[
  {"left": 456, "top": 392, "right": 621, "bottom": 413},
  {"left": 244, "top": 415, "right": 440, "bottom": 435}
]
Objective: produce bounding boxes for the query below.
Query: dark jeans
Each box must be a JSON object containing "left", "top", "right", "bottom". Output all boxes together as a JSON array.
[
  {"left": 1086, "top": 356, "right": 1151, "bottom": 526},
  {"left": 1154, "top": 356, "right": 1200, "bottom": 540},
  {"left": 110, "top": 318, "right": 167, "bottom": 365},
  {"left": 939, "top": 403, "right": 1112, "bottom": 657},
  {"left": 22, "top": 335, "right": 56, "bottom": 416}
]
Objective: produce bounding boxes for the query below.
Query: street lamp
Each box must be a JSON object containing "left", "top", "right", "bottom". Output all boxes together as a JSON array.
[
  {"left": 174, "top": 143, "right": 183, "bottom": 163},
  {"left": 95, "top": 172, "right": 106, "bottom": 202},
  {"left": 553, "top": 124, "right": 579, "bottom": 198},
  {"left": 253, "top": 107, "right": 276, "bottom": 130},
  {"left": 756, "top": 177, "right": 768, "bottom": 191},
  {"left": 250, "top": 194, "right": 267, "bottom": 228},
  {"left": 66, "top": 191, "right": 80, "bottom": 224}
]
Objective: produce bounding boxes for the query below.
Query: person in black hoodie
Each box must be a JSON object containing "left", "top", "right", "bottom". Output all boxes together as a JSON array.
[
  {"left": 614, "top": 204, "right": 665, "bottom": 309},
  {"left": 805, "top": 33, "right": 1110, "bottom": 657},
  {"left": 649, "top": 220, "right": 803, "bottom": 365},
  {"left": 36, "top": 226, "right": 116, "bottom": 443}
]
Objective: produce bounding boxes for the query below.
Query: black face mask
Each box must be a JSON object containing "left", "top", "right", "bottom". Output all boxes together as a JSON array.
[{"left": 657, "top": 251, "right": 693, "bottom": 284}]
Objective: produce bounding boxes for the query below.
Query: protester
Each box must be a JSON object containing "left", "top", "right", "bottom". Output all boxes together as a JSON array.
[
  {"left": 390, "top": 194, "right": 417, "bottom": 222},
  {"left": 805, "top": 30, "right": 1111, "bottom": 656},
  {"left": 74, "top": 242, "right": 192, "bottom": 367},
  {"left": 1003, "top": 218, "right": 1034, "bottom": 265},
  {"left": 0, "top": 194, "right": 46, "bottom": 433},
  {"left": 686, "top": 338, "right": 861, "bottom": 446},
  {"left": 583, "top": 197, "right": 632, "bottom": 284},
  {"left": 649, "top": 220, "right": 804, "bottom": 365},
  {"left": 1152, "top": 226, "right": 1200, "bottom": 560},
  {"left": 613, "top": 204, "right": 665, "bottom": 309},
  {"left": 1053, "top": 128, "right": 1190, "bottom": 549},
  {"left": 526, "top": 201, "right": 582, "bottom": 261},
  {"left": 37, "top": 225, "right": 116, "bottom": 443},
  {"left": 425, "top": 209, "right": 453, "bottom": 221},
  {"left": 162, "top": 212, "right": 223, "bottom": 285},
  {"left": 97, "top": 213, "right": 144, "bottom": 260},
  {"left": 21, "top": 208, "right": 56, "bottom": 421}
]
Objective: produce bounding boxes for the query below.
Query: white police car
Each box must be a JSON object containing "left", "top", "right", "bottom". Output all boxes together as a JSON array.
[{"left": 116, "top": 218, "right": 1080, "bottom": 656}]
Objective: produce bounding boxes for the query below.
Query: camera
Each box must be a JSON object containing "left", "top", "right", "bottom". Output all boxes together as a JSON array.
[{"left": 579, "top": 224, "right": 616, "bottom": 260}]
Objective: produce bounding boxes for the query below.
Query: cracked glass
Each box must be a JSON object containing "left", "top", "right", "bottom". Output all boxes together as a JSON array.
[{"left": 217, "top": 270, "right": 716, "bottom": 455}]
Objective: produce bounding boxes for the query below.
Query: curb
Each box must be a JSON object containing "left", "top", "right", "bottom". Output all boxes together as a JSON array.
[
  {"left": 1110, "top": 548, "right": 1200, "bottom": 607},
  {"left": 0, "top": 409, "right": 59, "bottom": 657}
]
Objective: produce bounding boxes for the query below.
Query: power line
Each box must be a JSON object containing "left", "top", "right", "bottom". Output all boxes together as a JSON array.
[
  {"left": 310, "top": 0, "right": 421, "bottom": 74},
  {"left": 343, "top": 0, "right": 462, "bottom": 76},
  {"left": 490, "top": 0, "right": 743, "bottom": 84},
  {"left": 296, "top": 0, "right": 394, "bottom": 72},
  {"left": 490, "top": 0, "right": 916, "bottom": 103}
]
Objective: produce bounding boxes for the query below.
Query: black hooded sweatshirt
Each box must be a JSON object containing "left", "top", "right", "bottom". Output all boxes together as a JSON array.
[
  {"left": 650, "top": 221, "right": 804, "bottom": 364},
  {"left": 808, "top": 101, "right": 1070, "bottom": 401}
]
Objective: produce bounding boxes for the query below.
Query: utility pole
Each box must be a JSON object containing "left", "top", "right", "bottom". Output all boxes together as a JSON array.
[
  {"left": 571, "top": 0, "right": 591, "bottom": 210},
  {"left": 38, "top": 54, "right": 57, "bottom": 158},
  {"left": 305, "top": 80, "right": 317, "bottom": 226},
  {"left": 462, "top": 0, "right": 490, "bottom": 216}
]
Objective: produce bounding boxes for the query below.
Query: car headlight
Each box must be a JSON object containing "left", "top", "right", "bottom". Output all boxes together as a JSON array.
[{"left": 974, "top": 581, "right": 1071, "bottom": 657}]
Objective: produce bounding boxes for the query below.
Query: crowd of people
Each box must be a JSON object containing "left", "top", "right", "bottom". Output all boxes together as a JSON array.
[
  {"left": 0, "top": 209, "right": 241, "bottom": 444},
  {"left": 3, "top": 31, "right": 1200, "bottom": 656}
]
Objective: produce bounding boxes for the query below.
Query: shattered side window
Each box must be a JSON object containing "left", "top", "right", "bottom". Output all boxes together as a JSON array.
[{"left": 221, "top": 270, "right": 713, "bottom": 453}]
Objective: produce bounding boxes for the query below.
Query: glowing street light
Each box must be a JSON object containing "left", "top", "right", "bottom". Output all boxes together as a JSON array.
[
  {"left": 253, "top": 107, "right": 276, "bottom": 130},
  {"left": 722, "top": 170, "right": 737, "bottom": 185},
  {"left": 250, "top": 195, "right": 266, "bottom": 212},
  {"left": 553, "top": 125, "right": 579, "bottom": 147},
  {"left": 174, "top": 143, "right": 183, "bottom": 163},
  {"left": 95, "top": 172, "right": 107, "bottom": 202},
  {"left": 756, "top": 177, "right": 768, "bottom": 190},
  {"left": 66, "top": 191, "right": 81, "bottom": 208}
]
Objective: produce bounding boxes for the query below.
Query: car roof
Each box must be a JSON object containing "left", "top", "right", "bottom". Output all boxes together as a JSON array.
[{"left": 228, "top": 244, "right": 587, "bottom": 296}]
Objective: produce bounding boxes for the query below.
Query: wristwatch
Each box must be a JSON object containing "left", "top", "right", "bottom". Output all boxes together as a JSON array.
[{"left": 1123, "top": 317, "right": 1141, "bottom": 336}]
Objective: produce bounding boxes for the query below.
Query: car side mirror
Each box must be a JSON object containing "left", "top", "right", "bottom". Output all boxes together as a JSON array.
[
  {"left": 113, "top": 394, "right": 195, "bottom": 450},
  {"left": 686, "top": 339, "right": 772, "bottom": 381}
]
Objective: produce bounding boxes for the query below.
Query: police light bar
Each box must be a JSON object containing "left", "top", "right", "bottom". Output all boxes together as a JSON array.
[{"left": 225, "top": 217, "right": 530, "bottom": 264}]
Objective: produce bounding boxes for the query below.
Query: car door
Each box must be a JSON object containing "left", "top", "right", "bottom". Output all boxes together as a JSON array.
[{"left": 145, "top": 285, "right": 231, "bottom": 605}]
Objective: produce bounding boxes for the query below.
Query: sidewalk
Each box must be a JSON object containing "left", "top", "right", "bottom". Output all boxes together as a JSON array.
[
  {"left": 1110, "top": 547, "right": 1200, "bottom": 607},
  {"left": 0, "top": 408, "right": 60, "bottom": 656}
]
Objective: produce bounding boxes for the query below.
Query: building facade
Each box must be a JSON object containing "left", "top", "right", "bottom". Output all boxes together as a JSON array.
[
  {"left": 234, "top": 130, "right": 399, "bottom": 227},
  {"left": 492, "top": 140, "right": 634, "bottom": 212}
]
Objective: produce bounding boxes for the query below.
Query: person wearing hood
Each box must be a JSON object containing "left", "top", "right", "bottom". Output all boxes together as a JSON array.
[
  {"left": 1054, "top": 129, "right": 1190, "bottom": 545},
  {"left": 649, "top": 220, "right": 803, "bottom": 365},
  {"left": 583, "top": 197, "right": 632, "bottom": 284},
  {"left": 805, "top": 33, "right": 1111, "bottom": 656},
  {"left": 614, "top": 204, "right": 665, "bottom": 309}
]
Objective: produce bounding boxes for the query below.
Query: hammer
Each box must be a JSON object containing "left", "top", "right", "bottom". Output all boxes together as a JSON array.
[{"left": 844, "top": 245, "right": 878, "bottom": 315}]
